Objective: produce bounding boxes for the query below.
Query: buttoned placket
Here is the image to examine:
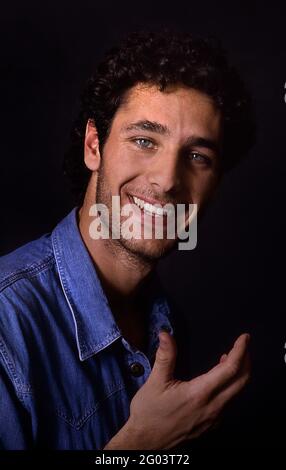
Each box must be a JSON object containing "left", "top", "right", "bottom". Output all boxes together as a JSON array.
[{"left": 121, "top": 337, "right": 152, "bottom": 386}]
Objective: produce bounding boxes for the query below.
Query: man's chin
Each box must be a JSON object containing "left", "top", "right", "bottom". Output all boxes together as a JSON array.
[{"left": 118, "top": 237, "right": 178, "bottom": 262}]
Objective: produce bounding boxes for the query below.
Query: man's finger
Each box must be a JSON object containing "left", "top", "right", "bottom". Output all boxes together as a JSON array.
[
  {"left": 149, "top": 331, "right": 177, "bottom": 384},
  {"left": 220, "top": 353, "right": 228, "bottom": 363},
  {"left": 194, "top": 333, "right": 250, "bottom": 396},
  {"left": 211, "top": 351, "right": 251, "bottom": 410}
]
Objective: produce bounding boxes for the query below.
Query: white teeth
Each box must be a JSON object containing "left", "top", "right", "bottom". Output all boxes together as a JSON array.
[{"left": 131, "top": 196, "right": 168, "bottom": 216}]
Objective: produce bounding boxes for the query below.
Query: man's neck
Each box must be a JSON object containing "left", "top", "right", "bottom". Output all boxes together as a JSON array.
[{"left": 77, "top": 200, "right": 160, "bottom": 353}]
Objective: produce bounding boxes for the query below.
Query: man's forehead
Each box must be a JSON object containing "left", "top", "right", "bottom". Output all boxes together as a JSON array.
[{"left": 117, "top": 82, "right": 222, "bottom": 139}]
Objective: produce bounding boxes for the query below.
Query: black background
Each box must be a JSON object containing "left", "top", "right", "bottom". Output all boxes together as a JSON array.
[{"left": 0, "top": 0, "right": 285, "bottom": 450}]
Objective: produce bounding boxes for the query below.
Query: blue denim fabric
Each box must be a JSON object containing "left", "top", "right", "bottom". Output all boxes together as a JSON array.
[{"left": 0, "top": 208, "right": 174, "bottom": 449}]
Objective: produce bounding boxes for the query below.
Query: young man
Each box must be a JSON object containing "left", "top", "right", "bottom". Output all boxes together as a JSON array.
[{"left": 0, "top": 30, "right": 254, "bottom": 449}]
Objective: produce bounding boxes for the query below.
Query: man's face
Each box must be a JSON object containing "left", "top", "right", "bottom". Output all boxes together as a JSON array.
[{"left": 88, "top": 83, "right": 222, "bottom": 261}]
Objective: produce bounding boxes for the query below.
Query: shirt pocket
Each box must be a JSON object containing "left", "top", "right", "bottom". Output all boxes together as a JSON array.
[{"left": 54, "top": 379, "right": 128, "bottom": 430}]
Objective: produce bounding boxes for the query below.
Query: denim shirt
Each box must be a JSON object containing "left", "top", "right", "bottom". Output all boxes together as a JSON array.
[{"left": 0, "top": 208, "right": 174, "bottom": 450}]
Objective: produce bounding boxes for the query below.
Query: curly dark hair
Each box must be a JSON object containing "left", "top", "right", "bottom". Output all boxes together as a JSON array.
[{"left": 63, "top": 29, "right": 255, "bottom": 205}]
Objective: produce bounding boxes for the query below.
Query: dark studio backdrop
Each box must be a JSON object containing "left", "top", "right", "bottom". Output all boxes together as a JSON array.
[{"left": 0, "top": 0, "right": 285, "bottom": 452}]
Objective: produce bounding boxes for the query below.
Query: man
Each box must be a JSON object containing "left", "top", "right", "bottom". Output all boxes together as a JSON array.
[{"left": 0, "top": 30, "right": 254, "bottom": 449}]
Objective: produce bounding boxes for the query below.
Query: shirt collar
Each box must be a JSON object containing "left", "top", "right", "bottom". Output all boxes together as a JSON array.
[{"left": 51, "top": 207, "right": 173, "bottom": 361}]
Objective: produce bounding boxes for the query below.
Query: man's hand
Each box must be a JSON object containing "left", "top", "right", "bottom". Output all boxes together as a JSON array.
[{"left": 104, "top": 332, "right": 251, "bottom": 450}]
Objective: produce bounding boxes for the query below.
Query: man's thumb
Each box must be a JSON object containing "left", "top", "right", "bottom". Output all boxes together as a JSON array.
[{"left": 150, "top": 331, "right": 177, "bottom": 383}]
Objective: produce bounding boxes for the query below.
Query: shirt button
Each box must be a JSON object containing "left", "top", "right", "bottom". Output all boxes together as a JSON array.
[{"left": 130, "top": 362, "right": 145, "bottom": 377}]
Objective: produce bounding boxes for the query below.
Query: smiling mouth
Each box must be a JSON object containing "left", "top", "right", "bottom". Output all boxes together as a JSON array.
[{"left": 128, "top": 194, "right": 173, "bottom": 217}]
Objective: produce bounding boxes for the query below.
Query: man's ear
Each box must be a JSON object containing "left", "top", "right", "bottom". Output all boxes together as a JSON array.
[{"left": 84, "top": 119, "right": 101, "bottom": 171}]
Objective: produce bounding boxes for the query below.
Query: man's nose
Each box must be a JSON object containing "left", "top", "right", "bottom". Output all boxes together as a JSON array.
[{"left": 147, "top": 152, "right": 182, "bottom": 194}]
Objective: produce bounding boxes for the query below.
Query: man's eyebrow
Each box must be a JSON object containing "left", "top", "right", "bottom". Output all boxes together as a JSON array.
[
  {"left": 121, "top": 120, "right": 171, "bottom": 135},
  {"left": 185, "top": 136, "right": 220, "bottom": 154}
]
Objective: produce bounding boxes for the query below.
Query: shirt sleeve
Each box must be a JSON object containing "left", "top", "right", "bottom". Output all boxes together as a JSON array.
[{"left": 0, "top": 358, "right": 33, "bottom": 449}]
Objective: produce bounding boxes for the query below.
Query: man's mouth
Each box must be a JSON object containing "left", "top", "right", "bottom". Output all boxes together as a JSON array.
[{"left": 128, "top": 194, "right": 172, "bottom": 217}]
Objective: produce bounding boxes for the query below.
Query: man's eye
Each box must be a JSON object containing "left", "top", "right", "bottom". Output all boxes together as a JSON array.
[
  {"left": 190, "top": 152, "right": 210, "bottom": 164},
  {"left": 133, "top": 138, "right": 155, "bottom": 149}
]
